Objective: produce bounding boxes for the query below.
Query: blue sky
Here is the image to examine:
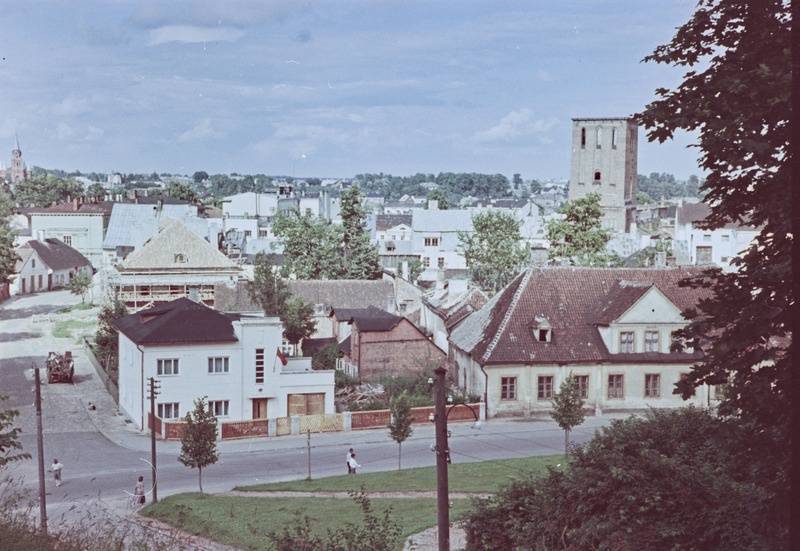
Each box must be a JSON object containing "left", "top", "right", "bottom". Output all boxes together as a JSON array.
[{"left": 1, "top": 1, "right": 702, "bottom": 181}]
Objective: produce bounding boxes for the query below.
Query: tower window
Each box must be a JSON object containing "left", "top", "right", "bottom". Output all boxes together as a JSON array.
[
  {"left": 612, "top": 127, "right": 618, "bottom": 148},
  {"left": 594, "top": 171, "right": 601, "bottom": 181},
  {"left": 596, "top": 127, "right": 602, "bottom": 149},
  {"left": 581, "top": 128, "right": 586, "bottom": 149}
]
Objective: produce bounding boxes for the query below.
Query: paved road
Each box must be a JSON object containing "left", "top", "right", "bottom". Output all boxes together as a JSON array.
[{"left": 0, "top": 288, "right": 623, "bottom": 544}]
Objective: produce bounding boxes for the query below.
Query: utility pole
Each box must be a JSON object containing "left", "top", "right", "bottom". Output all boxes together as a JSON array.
[
  {"left": 306, "top": 429, "right": 312, "bottom": 481},
  {"left": 433, "top": 366, "right": 450, "bottom": 551},
  {"left": 148, "top": 377, "right": 160, "bottom": 503},
  {"left": 34, "top": 365, "right": 47, "bottom": 535}
]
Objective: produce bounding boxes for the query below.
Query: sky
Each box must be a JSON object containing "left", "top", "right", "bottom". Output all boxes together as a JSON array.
[{"left": 1, "top": 1, "right": 703, "bottom": 182}]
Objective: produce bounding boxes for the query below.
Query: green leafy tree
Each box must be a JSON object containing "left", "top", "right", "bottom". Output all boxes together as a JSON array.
[
  {"left": 95, "top": 299, "right": 128, "bottom": 375},
  {"left": 340, "top": 185, "right": 382, "bottom": 280},
  {"left": 0, "top": 190, "right": 19, "bottom": 285},
  {"left": 546, "top": 192, "right": 618, "bottom": 266},
  {"left": 312, "top": 342, "right": 341, "bottom": 371},
  {"left": 462, "top": 407, "right": 786, "bottom": 550},
  {"left": 192, "top": 171, "right": 209, "bottom": 184},
  {"left": 167, "top": 180, "right": 198, "bottom": 203},
  {"left": 512, "top": 173, "right": 523, "bottom": 190},
  {"left": 1, "top": 395, "right": 31, "bottom": 467},
  {"left": 12, "top": 174, "right": 84, "bottom": 207},
  {"left": 387, "top": 392, "right": 414, "bottom": 471},
  {"left": 85, "top": 182, "right": 106, "bottom": 199},
  {"left": 248, "top": 252, "right": 291, "bottom": 318},
  {"left": 272, "top": 210, "right": 345, "bottom": 280},
  {"left": 425, "top": 188, "right": 449, "bottom": 210},
  {"left": 458, "top": 210, "right": 529, "bottom": 295},
  {"left": 637, "top": 0, "right": 791, "bottom": 524},
  {"left": 64, "top": 271, "right": 93, "bottom": 303},
  {"left": 397, "top": 256, "right": 423, "bottom": 283},
  {"left": 178, "top": 397, "right": 219, "bottom": 493},
  {"left": 549, "top": 373, "right": 585, "bottom": 457},
  {"left": 282, "top": 297, "right": 317, "bottom": 352}
]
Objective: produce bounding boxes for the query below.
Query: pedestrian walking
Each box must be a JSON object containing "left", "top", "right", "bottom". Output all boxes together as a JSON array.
[
  {"left": 346, "top": 448, "right": 354, "bottom": 474},
  {"left": 51, "top": 458, "right": 63, "bottom": 486},
  {"left": 133, "top": 476, "right": 146, "bottom": 506},
  {"left": 348, "top": 452, "right": 361, "bottom": 474}
]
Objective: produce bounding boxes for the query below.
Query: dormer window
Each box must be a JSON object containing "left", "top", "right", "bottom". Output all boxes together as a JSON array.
[
  {"left": 174, "top": 253, "right": 188, "bottom": 263},
  {"left": 532, "top": 316, "right": 552, "bottom": 343}
]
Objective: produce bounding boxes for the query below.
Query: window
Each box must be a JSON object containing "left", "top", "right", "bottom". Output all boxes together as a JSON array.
[
  {"left": 702, "top": 234, "right": 712, "bottom": 242},
  {"left": 594, "top": 171, "right": 601, "bottom": 181},
  {"left": 244, "top": 230, "right": 252, "bottom": 237},
  {"left": 596, "top": 127, "right": 602, "bottom": 149},
  {"left": 174, "top": 253, "right": 188, "bottom": 263},
  {"left": 644, "top": 374, "right": 661, "bottom": 398},
  {"left": 608, "top": 374, "right": 624, "bottom": 399},
  {"left": 619, "top": 331, "right": 635, "bottom": 353},
  {"left": 255, "top": 348, "right": 265, "bottom": 384},
  {"left": 645, "top": 330, "right": 660, "bottom": 352},
  {"left": 424, "top": 237, "right": 440, "bottom": 247},
  {"left": 386, "top": 242, "right": 396, "bottom": 252},
  {"left": 157, "top": 403, "right": 180, "bottom": 419},
  {"left": 573, "top": 375, "right": 589, "bottom": 399},
  {"left": 32, "top": 259, "right": 36, "bottom": 268},
  {"left": 423, "top": 257, "right": 430, "bottom": 268},
  {"left": 537, "top": 376, "right": 554, "bottom": 400},
  {"left": 63, "top": 235, "right": 72, "bottom": 246},
  {"left": 500, "top": 377, "right": 517, "bottom": 400},
  {"left": 438, "top": 257, "right": 445, "bottom": 268},
  {"left": 157, "top": 358, "right": 179, "bottom": 376},
  {"left": 208, "top": 400, "right": 229, "bottom": 417},
  {"left": 721, "top": 234, "right": 730, "bottom": 242},
  {"left": 612, "top": 127, "right": 618, "bottom": 148},
  {"left": 208, "top": 357, "right": 230, "bottom": 373},
  {"left": 580, "top": 127, "right": 586, "bottom": 148}
]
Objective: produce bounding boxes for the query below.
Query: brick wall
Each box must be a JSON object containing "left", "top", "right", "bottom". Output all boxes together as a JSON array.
[{"left": 354, "top": 319, "right": 446, "bottom": 381}]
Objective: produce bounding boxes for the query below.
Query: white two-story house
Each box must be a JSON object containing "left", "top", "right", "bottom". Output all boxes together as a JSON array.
[
  {"left": 112, "top": 296, "right": 334, "bottom": 431},
  {"left": 449, "top": 266, "right": 714, "bottom": 418}
]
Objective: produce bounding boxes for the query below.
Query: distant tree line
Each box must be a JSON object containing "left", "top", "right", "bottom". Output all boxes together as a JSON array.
[{"left": 637, "top": 172, "right": 702, "bottom": 202}]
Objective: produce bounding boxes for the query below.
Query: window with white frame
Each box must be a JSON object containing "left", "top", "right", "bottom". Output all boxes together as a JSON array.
[
  {"left": 608, "top": 374, "right": 624, "bottom": 399},
  {"left": 208, "top": 357, "right": 230, "bottom": 374},
  {"left": 573, "top": 375, "right": 589, "bottom": 399},
  {"left": 255, "top": 348, "right": 265, "bottom": 384},
  {"left": 157, "top": 403, "right": 180, "bottom": 419},
  {"left": 424, "top": 237, "right": 439, "bottom": 247},
  {"left": 537, "top": 376, "right": 554, "bottom": 400},
  {"left": 500, "top": 377, "right": 517, "bottom": 400},
  {"left": 644, "top": 330, "right": 660, "bottom": 352},
  {"left": 644, "top": 374, "right": 661, "bottom": 398},
  {"left": 157, "top": 358, "right": 179, "bottom": 376},
  {"left": 63, "top": 235, "right": 72, "bottom": 246},
  {"left": 208, "top": 400, "right": 229, "bottom": 417},
  {"left": 422, "top": 257, "right": 430, "bottom": 268},
  {"left": 619, "top": 331, "right": 635, "bottom": 353}
]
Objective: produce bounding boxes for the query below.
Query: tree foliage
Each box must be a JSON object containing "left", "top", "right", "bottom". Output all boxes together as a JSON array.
[
  {"left": 387, "top": 392, "right": 414, "bottom": 471},
  {"left": 549, "top": 373, "right": 585, "bottom": 457},
  {"left": 0, "top": 189, "right": 19, "bottom": 285},
  {"left": 64, "top": 271, "right": 93, "bottom": 303},
  {"left": 282, "top": 297, "right": 317, "bottom": 348},
  {"left": 272, "top": 209, "right": 345, "bottom": 280},
  {"left": 545, "top": 192, "right": 619, "bottom": 266},
  {"left": 178, "top": 397, "right": 219, "bottom": 493},
  {"left": 167, "top": 181, "right": 198, "bottom": 203},
  {"left": 0, "top": 395, "right": 30, "bottom": 467},
  {"left": 425, "top": 188, "right": 449, "bottom": 210},
  {"left": 94, "top": 299, "right": 128, "bottom": 376},
  {"left": 11, "top": 174, "right": 84, "bottom": 207},
  {"left": 248, "top": 252, "right": 291, "bottom": 317},
  {"left": 637, "top": 172, "right": 702, "bottom": 202},
  {"left": 340, "top": 185, "right": 382, "bottom": 280},
  {"left": 458, "top": 210, "right": 529, "bottom": 295},
  {"left": 637, "top": 0, "right": 791, "bottom": 465},
  {"left": 462, "top": 407, "right": 787, "bottom": 550}
]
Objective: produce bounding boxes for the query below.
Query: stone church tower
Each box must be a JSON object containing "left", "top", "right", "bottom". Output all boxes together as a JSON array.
[
  {"left": 2, "top": 135, "right": 31, "bottom": 184},
  {"left": 568, "top": 118, "right": 638, "bottom": 232}
]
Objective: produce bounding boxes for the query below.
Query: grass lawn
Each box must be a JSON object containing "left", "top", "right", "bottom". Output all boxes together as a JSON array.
[
  {"left": 145, "top": 494, "right": 471, "bottom": 550},
  {"left": 143, "top": 456, "right": 562, "bottom": 550},
  {"left": 52, "top": 319, "right": 97, "bottom": 342}
]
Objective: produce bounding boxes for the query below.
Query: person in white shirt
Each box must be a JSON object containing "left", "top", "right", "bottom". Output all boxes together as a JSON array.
[
  {"left": 51, "top": 458, "right": 63, "bottom": 486},
  {"left": 347, "top": 452, "right": 361, "bottom": 474}
]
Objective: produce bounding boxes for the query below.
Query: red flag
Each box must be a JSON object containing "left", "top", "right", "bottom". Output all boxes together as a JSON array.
[{"left": 276, "top": 348, "right": 288, "bottom": 366}]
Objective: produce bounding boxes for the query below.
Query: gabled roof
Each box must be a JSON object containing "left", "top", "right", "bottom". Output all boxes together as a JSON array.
[
  {"left": 676, "top": 202, "right": 759, "bottom": 230},
  {"left": 347, "top": 305, "right": 403, "bottom": 332},
  {"left": 449, "top": 267, "right": 710, "bottom": 365},
  {"left": 112, "top": 297, "right": 240, "bottom": 345},
  {"left": 118, "top": 218, "right": 240, "bottom": 271},
  {"left": 19, "top": 238, "right": 92, "bottom": 270},
  {"left": 29, "top": 199, "right": 115, "bottom": 214},
  {"left": 103, "top": 203, "right": 200, "bottom": 249},
  {"left": 376, "top": 214, "right": 412, "bottom": 231}
]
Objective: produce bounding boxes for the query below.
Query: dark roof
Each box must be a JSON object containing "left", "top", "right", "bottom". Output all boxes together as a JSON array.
[
  {"left": 450, "top": 266, "right": 710, "bottom": 366},
  {"left": 348, "top": 305, "right": 403, "bottom": 332},
  {"left": 676, "top": 202, "right": 759, "bottom": 230},
  {"left": 340, "top": 335, "right": 352, "bottom": 355},
  {"left": 23, "top": 238, "right": 92, "bottom": 270},
  {"left": 112, "top": 297, "right": 241, "bottom": 345},
  {"left": 29, "top": 199, "right": 116, "bottom": 214},
  {"left": 375, "top": 214, "right": 412, "bottom": 231}
]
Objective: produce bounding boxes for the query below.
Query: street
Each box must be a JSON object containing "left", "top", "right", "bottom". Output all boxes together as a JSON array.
[{"left": 0, "top": 288, "right": 618, "bottom": 533}]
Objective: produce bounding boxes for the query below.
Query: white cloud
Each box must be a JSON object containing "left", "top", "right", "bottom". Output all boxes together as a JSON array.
[
  {"left": 148, "top": 25, "right": 244, "bottom": 46},
  {"left": 177, "top": 119, "right": 226, "bottom": 142},
  {"left": 57, "top": 123, "right": 77, "bottom": 141},
  {"left": 471, "top": 109, "right": 558, "bottom": 144},
  {"left": 53, "top": 96, "right": 92, "bottom": 117},
  {"left": 85, "top": 126, "right": 105, "bottom": 141}
]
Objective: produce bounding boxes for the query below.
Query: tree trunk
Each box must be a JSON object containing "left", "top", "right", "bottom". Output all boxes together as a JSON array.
[
  {"left": 398, "top": 442, "right": 402, "bottom": 471},
  {"left": 199, "top": 467, "right": 203, "bottom": 493},
  {"left": 564, "top": 429, "right": 570, "bottom": 458}
]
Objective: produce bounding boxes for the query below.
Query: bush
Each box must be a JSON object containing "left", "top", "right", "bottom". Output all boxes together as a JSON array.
[{"left": 462, "top": 407, "right": 787, "bottom": 550}]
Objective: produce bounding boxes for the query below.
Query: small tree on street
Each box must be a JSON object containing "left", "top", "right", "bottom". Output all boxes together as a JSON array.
[
  {"left": 387, "top": 392, "right": 414, "bottom": 471},
  {"left": 550, "top": 373, "right": 585, "bottom": 457},
  {"left": 1, "top": 395, "right": 30, "bottom": 467},
  {"left": 65, "top": 271, "right": 93, "bottom": 303},
  {"left": 178, "top": 397, "right": 219, "bottom": 492}
]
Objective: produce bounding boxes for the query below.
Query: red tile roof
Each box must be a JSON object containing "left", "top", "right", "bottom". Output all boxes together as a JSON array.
[{"left": 450, "top": 267, "right": 710, "bottom": 366}]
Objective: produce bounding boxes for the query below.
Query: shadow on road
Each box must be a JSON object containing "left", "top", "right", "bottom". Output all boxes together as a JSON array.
[{"left": 0, "top": 331, "right": 44, "bottom": 342}]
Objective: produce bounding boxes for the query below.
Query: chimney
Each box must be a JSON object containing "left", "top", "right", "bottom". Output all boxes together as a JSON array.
[
  {"left": 386, "top": 294, "right": 396, "bottom": 315},
  {"left": 401, "top": 261, "right": 409, "bottom": 281},
  {"left": 428, "top": 199, "right": 439, "bottom": 211},
  {"left": 73, "top": 198, "right": 79, "bottom": 211},
  {"left": 655, "top": 251, "right": 667, "bottom": 268},
  {"left": 187, "top": 287, "right": 200, "bottom": 303}
]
